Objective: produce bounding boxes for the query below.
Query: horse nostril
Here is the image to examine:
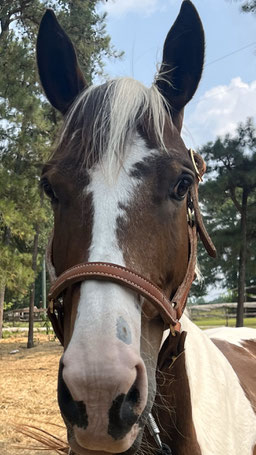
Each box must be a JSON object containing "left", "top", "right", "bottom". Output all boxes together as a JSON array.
[
  {"left": 58, "top": 360, "right": 88, "bottom": 430},
  {"left": 108, "top": 379, "right": 141, "bottom": 440},
  {"left": 126, "top": 384, "right": 140, "bottom": 407},
  {"left": 120, "top": 383, "right": 140, "bottom": 425}
]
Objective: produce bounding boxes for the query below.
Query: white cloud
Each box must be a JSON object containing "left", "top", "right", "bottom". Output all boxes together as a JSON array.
[
  {"left": 184, "top": 77, "right": 256, "bottom": 148},
  {"left": 102, "top": 0, "right": 166, "bottom": 17}
]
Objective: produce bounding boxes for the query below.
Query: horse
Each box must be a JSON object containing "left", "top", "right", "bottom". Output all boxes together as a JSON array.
[{"left": 36, "top": 1, "right": 256, "bottom": 454}]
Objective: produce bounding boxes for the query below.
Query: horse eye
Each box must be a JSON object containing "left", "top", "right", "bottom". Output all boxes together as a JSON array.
[
  {"left": 174, "top": 175, "right": 193, "bottom": 200},
  {"left": 41, "top": 178, "right": 58, "bottom": 202}
]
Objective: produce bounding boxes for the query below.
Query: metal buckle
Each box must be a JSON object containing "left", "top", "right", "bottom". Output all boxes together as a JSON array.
[
  {"left": 170, "top": 325, "right": 176, "bottom": 337},
  {"left": 147, "top": 413, "right": 162, "bottom": 449},
  {"left": 189, "top": 148, "right": 203, "bottom": 182},
  {"left": 49, "top": 299, "right": 54, "bottom": 314},
  {"left": 187, "top": 190, "right": 195, "bottom": 227},
  {"left": 187, "top": 207, "right": 194, "bottom": 227}
]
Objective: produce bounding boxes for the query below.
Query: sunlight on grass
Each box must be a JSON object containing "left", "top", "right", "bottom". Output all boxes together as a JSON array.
[{"left": 194, "top": 317, "right": 256, "bottom": 329}]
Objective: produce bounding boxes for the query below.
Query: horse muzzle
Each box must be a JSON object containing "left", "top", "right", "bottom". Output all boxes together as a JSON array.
[{"left": 58, "top": 344, "right": 148, "bottom": 453}]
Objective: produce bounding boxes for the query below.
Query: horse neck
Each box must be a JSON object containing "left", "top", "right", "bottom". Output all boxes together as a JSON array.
[{"left": 176, "top": 315, "right": 256, "bottom": 455}]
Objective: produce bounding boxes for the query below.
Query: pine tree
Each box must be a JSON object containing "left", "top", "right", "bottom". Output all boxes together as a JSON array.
[
  {"left": 193, "top": 119, "right": 256, "bottom": 326},
  {"left": 0, "top": 0, "right": 120, "bottom": 342},
  {"left": 241, "top": 1, "right": 256, "bottom": 13}
]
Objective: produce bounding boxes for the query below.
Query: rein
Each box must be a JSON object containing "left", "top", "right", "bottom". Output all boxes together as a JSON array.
[{"left": 46, "top": 149, "right": 216, "bottom": 346}]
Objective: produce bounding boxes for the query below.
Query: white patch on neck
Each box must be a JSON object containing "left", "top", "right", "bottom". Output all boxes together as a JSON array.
[
  {"left": 180, "top": 315, "right": 256, "bottom": 455},
  {"left": 204, "top": 326, "right": 256, "bottom": 348}
]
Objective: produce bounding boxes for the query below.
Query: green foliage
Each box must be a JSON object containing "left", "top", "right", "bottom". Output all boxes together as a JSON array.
[
  {"left": 230, "top": 0, "right": 256, "bottom": 14},
  {"left": 3, "top": 300, "right": 12, "bottom": 311},
  {"left": 192, "top": 119, "right": 256, "bottom": 301},
  {"left": 0, "top": 0, "right": 120, "bottom": 308},
  {"left": 241, "top": 1, "right": 256, "bottom": 13},
  {"left": 41, "top": 312, "right": 51, "bottom": 335}
]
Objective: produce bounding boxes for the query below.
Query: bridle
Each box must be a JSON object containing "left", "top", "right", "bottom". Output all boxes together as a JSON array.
[
  {"left": 46, "top": 149, "right": 216, "bottom": 455},
  {"left": 46, "top": 149, "right": 216, "bottom": 346}
]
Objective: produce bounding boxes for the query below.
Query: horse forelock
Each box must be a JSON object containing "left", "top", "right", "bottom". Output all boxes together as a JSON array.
[{"left": 54, "top": 77, "right": 172, "bottom": 180}]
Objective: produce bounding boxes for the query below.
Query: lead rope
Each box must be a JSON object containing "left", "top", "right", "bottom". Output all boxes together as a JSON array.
[{"left": 147, "top": 413, "right": 173, "bottom": 455}]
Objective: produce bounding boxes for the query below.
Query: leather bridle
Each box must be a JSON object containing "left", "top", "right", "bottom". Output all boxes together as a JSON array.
[{"left": 46, "top": 149, "right": 216, "bottom": 346}]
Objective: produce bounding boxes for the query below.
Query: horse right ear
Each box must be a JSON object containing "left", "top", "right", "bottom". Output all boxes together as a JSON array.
[
  {"left": 37, "top": 9, "right": 87, "bottom": 115},
  {"left": 156, "top": 0, "right": 205, "bottom": 131}
]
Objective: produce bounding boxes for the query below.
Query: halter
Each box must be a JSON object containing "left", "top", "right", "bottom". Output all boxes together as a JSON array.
[
  {"left": 46, "top": 149, "right": 216, "bottom": 346},
  {"left": 46, "top": 149, "right": 216, "bottom": 455}
]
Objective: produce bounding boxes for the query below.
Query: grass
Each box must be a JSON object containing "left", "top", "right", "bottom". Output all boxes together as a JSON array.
[
  {"left": 4, "top": 321, "right": 47, "bottom": 328},
  {"left": 2, "top": 330, "right": 55, "bottom": 341},
  {"left": 190, "top": 306, "right": 256, "bottom": 329},
  {"left": 3, "top": 321, "right": 55, "bottom": 339},
  {"left": 193, "top": 317, "right": 256, "bottom": 329},
  {"left": 2, "top": 330, "right": 15, "bottom": 339}
]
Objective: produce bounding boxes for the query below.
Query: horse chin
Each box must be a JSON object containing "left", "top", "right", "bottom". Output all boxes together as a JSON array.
[
  {"left": 68, "top": 438, "right": 140, "bottom": 455},
  {"left": 67, "top": 425, "right": 142, "bottom": 455}
]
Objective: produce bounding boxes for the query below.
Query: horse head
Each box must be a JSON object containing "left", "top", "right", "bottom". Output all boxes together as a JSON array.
[{"left": 37, "top": 2, "right": 206, "bottom": 454}]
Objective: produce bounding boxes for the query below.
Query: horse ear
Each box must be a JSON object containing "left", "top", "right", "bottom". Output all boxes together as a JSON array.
[
  {"left": 156, "top": 0, "right": 205, "bottom": 131},
  {"left": 37, "top": 9, "right": 87, "bottom": 115}
]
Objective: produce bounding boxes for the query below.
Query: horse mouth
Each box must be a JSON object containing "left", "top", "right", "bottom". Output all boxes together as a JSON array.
[
  {"left": 65, "top": 422, "right": 142, "bottom": 455},
  {"left": 66, "top": 421, "right": 141, "bottom": 455}
]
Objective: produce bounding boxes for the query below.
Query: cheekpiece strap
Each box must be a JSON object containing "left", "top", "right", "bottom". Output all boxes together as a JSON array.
[{"left": 46, "top": 149, "right": 216, "bottom": 346}]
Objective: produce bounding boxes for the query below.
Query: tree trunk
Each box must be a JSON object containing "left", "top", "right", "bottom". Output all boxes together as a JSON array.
[
  {"left": 27, "top": 226, "right": 40, "bottom": 348},
  {"left": 42, "top": 256, "right": 46, "bottom": 309},
  {"left": 236, "top": 189, "right": 248, "bottom": 327},
  {"left": 1, "top": 227, "right": 10, "bottom": 340},
  {"left": 0, "top": 284, "right": 6, "bottom": 339}
]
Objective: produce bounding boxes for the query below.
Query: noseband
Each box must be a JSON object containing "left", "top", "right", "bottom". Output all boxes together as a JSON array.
[{"left": 46, "top": 149, "right": 216, "bottom": 346}]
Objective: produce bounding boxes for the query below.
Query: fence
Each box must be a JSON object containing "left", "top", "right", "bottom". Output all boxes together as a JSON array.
[
  {"left": 189, "top": 302, "right": 256, "bottom": 326},
  {"left": 4, "top": 307, "right": 47, "bottom": 324},
  {"left": 4, "top": 302, "right": 256, "bottom": 327}
]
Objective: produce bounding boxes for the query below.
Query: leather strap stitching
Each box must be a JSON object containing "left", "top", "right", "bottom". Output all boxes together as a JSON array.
[
  {"left": 46, "top": 149, "right": 216, "bottom": 345},
  {"left": 48, "top": 266, "right": 179, "bottom": 325},
  {"left": 49, "top": 263, "right": 172, "bottom": 300}
]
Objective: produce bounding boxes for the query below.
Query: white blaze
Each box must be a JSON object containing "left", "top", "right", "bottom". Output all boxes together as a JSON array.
[
  {"left": 62, "top": 135, "right": 154, "bottom": 449},
  {"left": 65, "top": 135, "right": 156, "bottom": 377}
]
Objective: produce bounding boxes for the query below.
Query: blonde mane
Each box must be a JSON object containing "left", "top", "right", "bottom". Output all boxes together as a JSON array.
[{"left": 57, "top": 77, "right": 172, "bottom": 178}]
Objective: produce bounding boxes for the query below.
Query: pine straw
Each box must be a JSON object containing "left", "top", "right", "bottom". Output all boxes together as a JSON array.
[
  {"left": 0, "top": 334, "right": 67, "bottom": 455},
  {"left": 11, "top": 423, "right": 70, "bottom": 454}
]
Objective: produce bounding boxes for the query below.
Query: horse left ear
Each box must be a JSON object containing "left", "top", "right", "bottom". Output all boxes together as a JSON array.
[
  {"left": 156, "top": 0, "right": 205, "bottom": 131},
  {"left": 37, "top": 9, "right": 87, "bottom": 115}
]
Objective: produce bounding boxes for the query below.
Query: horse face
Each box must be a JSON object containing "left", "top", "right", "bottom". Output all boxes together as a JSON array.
[{"left": 38, "top": 2, "right": 204, "bottom": 454}]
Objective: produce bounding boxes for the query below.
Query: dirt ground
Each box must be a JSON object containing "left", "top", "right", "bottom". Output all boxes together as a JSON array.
[{"left": 0, "top": 334, "right": 67, "bottom": 455}]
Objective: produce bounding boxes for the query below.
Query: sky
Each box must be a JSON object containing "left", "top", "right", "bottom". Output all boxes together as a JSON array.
[
  {"left": 96, "top": 0, "right": 255, "bottom": 301},
  {"left": 97, "top": 0, "right": 256, "bottom": 150}
]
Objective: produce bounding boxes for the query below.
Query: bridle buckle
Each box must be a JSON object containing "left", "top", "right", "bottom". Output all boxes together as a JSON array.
[
  {"left": 49, "top": 299, "right": 54, "bottom": 314},
  {"left": 189, "top": 148, "right": 203, "bottom": 182}
]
